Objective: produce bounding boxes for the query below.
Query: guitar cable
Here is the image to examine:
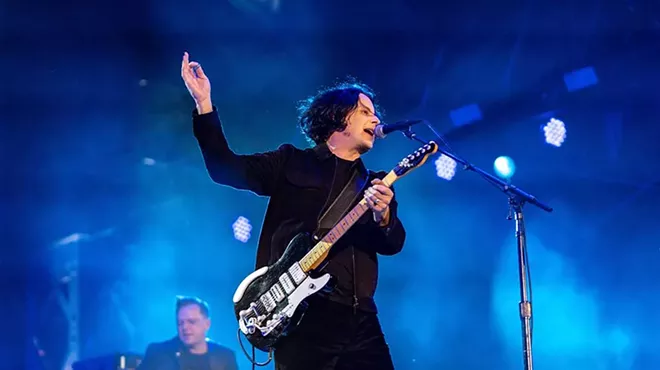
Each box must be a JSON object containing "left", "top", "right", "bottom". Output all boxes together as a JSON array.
[{"left": 236, "top": 328, "right": 273, "bottom": 369}]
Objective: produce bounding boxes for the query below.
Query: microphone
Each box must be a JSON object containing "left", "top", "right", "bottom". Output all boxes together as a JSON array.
[{"left": 374, "top": 119, "right": 425, "bottom": 138}]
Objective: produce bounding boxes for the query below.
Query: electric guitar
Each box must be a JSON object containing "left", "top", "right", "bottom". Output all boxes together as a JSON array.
[{"left": 232, "top": 141, "right": 438, "bottom": 352}]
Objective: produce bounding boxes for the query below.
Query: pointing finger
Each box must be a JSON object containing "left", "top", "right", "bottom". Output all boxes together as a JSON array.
[
  {"left": 182, "top": 58, "right": 194, "bottom": 83},
  {"left": 182, "top": 52, "right": 189, "bottom": 75}
]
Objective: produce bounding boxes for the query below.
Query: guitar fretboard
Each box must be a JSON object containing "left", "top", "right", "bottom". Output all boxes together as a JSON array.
[
  {"left": 298, "top": 199, "right": 370, "bottom": 272},
  {"left": 298, "top": 170, "right": 399, "bottom": 272}
]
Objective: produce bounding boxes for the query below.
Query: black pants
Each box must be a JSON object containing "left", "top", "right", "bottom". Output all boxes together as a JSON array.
[{"left": 274, "top": 298, "right": 395, "bottom": 370}]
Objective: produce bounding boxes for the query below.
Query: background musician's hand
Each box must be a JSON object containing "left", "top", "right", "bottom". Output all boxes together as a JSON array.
[
  {"left": 365, "top": 178, "right": 393, "bottom": 225},
  {"left": 181, "top": 52, "right": 212, "bottom": 114}
]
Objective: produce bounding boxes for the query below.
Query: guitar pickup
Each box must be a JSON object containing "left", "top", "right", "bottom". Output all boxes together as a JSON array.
[{"left": 269, "top": 284, "right": 286, "bottom": 302}]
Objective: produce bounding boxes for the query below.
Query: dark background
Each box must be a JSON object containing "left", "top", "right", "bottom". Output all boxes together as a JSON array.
[{"left": 4, "top": 0, "right": 660, "bottom": 368}]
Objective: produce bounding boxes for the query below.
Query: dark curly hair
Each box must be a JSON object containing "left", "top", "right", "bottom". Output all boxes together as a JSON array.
[{"left": 297, "top": 79, "right": 381, "bottom": 145}]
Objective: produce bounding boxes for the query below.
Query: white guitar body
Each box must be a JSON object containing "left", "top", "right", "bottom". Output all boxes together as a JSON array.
[{"left": 231, "top": 233, "right": 333, "bottom": 351}]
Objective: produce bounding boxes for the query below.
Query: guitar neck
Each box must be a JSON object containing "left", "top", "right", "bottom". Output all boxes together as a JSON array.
[
  {"left": 298, "top": 171, "right": 398, "bottom": 272},
  {"left": 298, "top": 200, "right": 369, "bottom": 272}
]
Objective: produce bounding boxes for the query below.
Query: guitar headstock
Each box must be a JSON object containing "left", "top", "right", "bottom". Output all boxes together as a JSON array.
[{"left": 393, "top": 141, "right": 439, "bottom": 178}]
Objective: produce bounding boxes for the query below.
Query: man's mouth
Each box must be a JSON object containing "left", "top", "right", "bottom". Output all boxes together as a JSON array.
[{"left": 363, "top": 128, "right": 374, "bottom": 137}]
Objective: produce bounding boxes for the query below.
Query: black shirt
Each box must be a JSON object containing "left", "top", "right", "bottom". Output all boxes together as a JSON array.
[
  {"left": 179, "top": 351, "right": 211, "bottom": 370},
  {"left": 192, "top": 108, "right": 406, "bottom": 313},
  {"left": 138, "top": 337, "right": 238, "bottom": 370}
]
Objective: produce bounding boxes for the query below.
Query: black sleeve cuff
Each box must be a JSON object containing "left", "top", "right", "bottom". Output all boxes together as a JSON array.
[{"left": 192, "top": 105, "right": 218, "bottom": 117}]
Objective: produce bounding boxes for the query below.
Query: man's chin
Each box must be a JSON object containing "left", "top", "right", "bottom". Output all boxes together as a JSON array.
[
  {"left": 357, "top": 142, "right": 373, "bottom": 154},
  {"left": 181, "top": 337, "right": 195, "bottom": 346}
]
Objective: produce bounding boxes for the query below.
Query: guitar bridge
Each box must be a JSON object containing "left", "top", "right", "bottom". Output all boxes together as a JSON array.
[{"left": 239, "top": 308, "right": 286, "bottom": 337}]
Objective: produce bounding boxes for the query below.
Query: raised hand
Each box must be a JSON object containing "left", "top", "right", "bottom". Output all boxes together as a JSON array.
[{"left": 181, "top": 52, "right": 212, "bottom": 114}]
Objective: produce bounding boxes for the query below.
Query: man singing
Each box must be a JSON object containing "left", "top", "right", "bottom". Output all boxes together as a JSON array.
[
  {"left": 182, "top": 52, "right": 406, "bottom": 370},
  {"left": 138, "top": 296, "right": 238, "bottom": 370}
]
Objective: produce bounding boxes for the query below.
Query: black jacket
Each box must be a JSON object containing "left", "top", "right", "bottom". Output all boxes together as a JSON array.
[
  {"left": 138, "top": 337, "right": 238, "bottom": 370},
  {"left": 193, "top": 108, "right": 406, "bottom": 312}
]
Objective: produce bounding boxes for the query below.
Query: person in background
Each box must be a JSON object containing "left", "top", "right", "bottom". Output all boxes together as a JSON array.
[{"left": 138, "top": 296, "right": 238, "bottom": 370}]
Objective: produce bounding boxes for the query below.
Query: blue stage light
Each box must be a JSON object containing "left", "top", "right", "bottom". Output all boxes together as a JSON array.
[{"left": 494, "top": 156, "right": 516, "bottom": 179}]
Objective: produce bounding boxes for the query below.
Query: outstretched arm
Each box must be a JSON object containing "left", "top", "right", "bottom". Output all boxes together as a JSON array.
[
  {"left": 193, "top": 108, "right": 291, "bottom": 196},
  {"left": 182, "top": 52, "right": 290, "bottom": 196}
]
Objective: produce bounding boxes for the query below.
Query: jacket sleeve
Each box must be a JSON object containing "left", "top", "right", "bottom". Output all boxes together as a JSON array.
[
  {"left": 368, "top": 192, "right": 406, "bottom": 256},
  {"left": 192, "top": 107, "right": 292, "bottom": 196},
  {"left": 137, "top": 344, "right": 164, "bottom": 370}
]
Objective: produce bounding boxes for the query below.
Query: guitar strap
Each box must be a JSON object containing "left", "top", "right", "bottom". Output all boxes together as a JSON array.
[{"left": 313, "top": 163, "right": 369, "bottom": 240}]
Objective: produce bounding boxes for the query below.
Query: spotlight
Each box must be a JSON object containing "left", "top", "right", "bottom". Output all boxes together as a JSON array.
[
  {"left": 435, "top": 154, "right": 457, "bottom": 181},
  {"left": 543, "top": 118, "right": 567, "bottom": 147},
  {"left": 232, "top": 216, "right": 252, "bottom": 243},
  {"left": 494, "top": 156, "right": 516, "bottom": 179}
]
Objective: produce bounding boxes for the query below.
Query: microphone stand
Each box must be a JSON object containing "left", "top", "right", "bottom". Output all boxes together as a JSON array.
[{"left": 401, "top": 127, "right": 552, "bottom": 370}]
